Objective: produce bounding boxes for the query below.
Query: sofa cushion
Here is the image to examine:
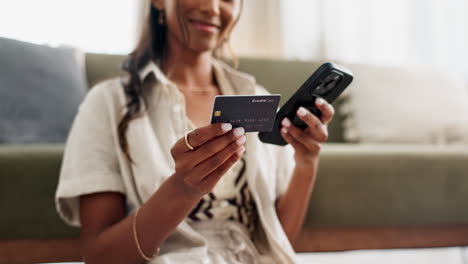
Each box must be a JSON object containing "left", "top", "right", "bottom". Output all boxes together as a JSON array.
[
  {"left": 341, "top": 63, "right": 468, "bottom": 144},
  {"left": 0, "top": 37, "right": 87, "bottom": 143}
]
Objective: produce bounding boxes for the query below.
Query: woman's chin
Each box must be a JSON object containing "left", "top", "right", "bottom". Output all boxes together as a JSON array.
[{"left": 189, "top": 39, "right": 221, "bottom": 54}]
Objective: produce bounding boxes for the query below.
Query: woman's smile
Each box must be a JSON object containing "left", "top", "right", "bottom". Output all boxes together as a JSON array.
[{"left": 188, "top": 18, "right": 221, "bottom": 34}]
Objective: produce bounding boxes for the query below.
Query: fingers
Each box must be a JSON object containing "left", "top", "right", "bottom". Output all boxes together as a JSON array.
[
  {"left": 171, "top": 123, "right": 233, "bottom": 156},
  {"left": 189, "top": 139, "right": 246, "bottom": 183},
  {"left": 186, "top": 123, "right": 234, "bottom": 152},
  {"left": 281, "top": 117, "right": 322, "bottom": 152},
  {"left": 200, "top": 150, "right": 244, "bottom": 193},
  {"left": 188, "top": 127, "right": 245, "bottom": 166},
  {"left": 171, "top": 123, "right": 246, "bottom": 197},
  {"left": 294, "top": 107, "right": 328, "bottom": 142},
  {"left": 280, "top": 124, "right": 308, "bottom": 153},
  {"left": 315, "top": 98, "right": 335, "bottom": 124}
]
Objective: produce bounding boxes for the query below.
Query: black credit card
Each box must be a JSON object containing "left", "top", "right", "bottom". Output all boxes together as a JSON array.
[{"left": 210, "top": 95, "right": 281, "bottom": 132}]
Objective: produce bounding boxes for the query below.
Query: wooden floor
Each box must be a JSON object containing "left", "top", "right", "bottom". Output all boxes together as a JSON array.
[
  {"left": 2, "top": 225, "right": 468, "bottom": 264},
  {"left": 294, "top": 224, "right": 468, "bottom": 252},
  {"left": 0, "top": 238, "right": 80, "bottom": 264}
]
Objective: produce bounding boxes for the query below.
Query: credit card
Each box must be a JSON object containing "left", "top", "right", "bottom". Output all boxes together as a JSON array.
[{"left": 210, "top": 95, "right": 281, "bottom": 132}]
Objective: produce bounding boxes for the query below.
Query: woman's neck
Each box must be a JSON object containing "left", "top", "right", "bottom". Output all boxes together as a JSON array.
[{"left": 161, "top": 36, "right": 216, "bottom": 90}]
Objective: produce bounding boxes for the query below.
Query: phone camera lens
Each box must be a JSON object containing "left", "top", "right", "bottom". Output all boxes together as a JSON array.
[
  {"left": 325, "top": 80, "right": 336, "bottom": 91},
  {"left": 315, "top": 81, "right": 326, "bottom": 94}
]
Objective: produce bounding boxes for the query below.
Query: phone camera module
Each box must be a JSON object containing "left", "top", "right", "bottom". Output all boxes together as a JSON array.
[{"left": 314, "top": 72, "right": 343, "bottom": 95}]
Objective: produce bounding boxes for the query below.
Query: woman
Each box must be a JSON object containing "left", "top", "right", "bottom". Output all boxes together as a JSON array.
[{"left": 55, "top": 0, "right": 335, "bottom": 263}]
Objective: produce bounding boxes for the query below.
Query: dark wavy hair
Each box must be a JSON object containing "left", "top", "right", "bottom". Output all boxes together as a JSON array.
[{"left": 119, "top": 1, "right": 242, "bottom": 162}]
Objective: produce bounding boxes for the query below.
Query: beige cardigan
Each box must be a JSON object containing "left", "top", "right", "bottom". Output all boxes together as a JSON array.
[{"left": 55, "top": 58, "right": 297, "bottom": 263}]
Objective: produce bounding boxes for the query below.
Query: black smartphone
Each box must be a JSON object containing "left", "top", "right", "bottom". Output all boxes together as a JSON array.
[{"left": 258, "top": 62, "right": 353, "bottom": 146}]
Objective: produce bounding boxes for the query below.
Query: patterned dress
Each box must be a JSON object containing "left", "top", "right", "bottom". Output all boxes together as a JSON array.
[{"left": 185, "top": 120, "right": 259, "bottom": 237}]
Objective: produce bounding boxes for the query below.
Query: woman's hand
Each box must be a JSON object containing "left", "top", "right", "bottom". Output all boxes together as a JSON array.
[
  {"left": 280, "top": 98, "right": 335, "bottom": 168},
  {"left": 169, "top": 123, "right": 246, "bottom": 199}
]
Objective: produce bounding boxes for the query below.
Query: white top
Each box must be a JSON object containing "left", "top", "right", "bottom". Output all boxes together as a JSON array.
[{"left": 55, "top": 58, "right": 298, "bottom": 263}]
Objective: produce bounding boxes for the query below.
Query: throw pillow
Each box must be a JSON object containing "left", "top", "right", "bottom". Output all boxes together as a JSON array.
[
  {"left": 340, "top": 63, "right": 468, "bottom": 144},
  {"left": 0, "top": 37, "right": 87, "bottom": 143}
]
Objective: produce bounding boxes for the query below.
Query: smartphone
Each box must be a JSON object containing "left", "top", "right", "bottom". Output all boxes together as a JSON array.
[{"left": 258, "top": 62, "right": 353, "bottom": 146}]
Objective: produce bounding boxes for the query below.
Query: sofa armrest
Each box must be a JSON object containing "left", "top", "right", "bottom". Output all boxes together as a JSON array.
[
  {"left": 305, "top": 143, "right": 468, "bottom": 227},
  {"left": 0, "top": 144, "right": 79, "bottom": 239}
]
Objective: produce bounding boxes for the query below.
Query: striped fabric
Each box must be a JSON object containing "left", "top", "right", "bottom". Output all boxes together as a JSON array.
[{"left": 187, "top": 153, "right": 258, "bottom": 236}]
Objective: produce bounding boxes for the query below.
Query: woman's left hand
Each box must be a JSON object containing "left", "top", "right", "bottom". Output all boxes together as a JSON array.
[{"left": 280, "top": 97, "right": 335, "bottom": 168}]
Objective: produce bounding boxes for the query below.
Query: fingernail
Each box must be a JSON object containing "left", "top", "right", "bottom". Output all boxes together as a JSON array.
[
  {"left": 281, "top": 118, "right": 291, "bottom": 128},
  {"left": 222, "top": 123, "right": 232, "bottom": 132},
  {"left": 236, "top": 146, "right": 246, "bottom": 155},
  {"left": 281, "top": 127, "right": 288, "bottom": 134},
  {"left": 316, "top": 98, "right": 324, "bottom": 105},
  {"left": 236, "top": 135, "right": 246, "bottom": 145},
  {"left": 233, "top": 127, "right": 245, "bottom": 137},
  {"left": 297, "top": 107, "right": 307, "bottom": 117}
]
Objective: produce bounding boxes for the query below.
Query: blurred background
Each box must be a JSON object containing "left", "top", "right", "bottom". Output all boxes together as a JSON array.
[
  {"left": 1, "top": 0, "right": 468, "bottom": 75},
  {"left": 1, "top": 1, "right": 468, "bottom": 264}
]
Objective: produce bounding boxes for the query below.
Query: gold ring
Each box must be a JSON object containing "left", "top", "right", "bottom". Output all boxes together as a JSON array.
[{"left": 184, "top": 129, "right": 196, "bottom": 151}]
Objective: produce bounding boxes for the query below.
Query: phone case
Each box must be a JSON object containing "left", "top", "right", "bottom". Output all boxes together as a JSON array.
[{"left": 258, "top": 62, "right": 353, "bottom": 146}]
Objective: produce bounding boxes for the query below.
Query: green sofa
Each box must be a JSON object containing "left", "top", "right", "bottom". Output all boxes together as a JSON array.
[{"left": 1, "top": 53, "right": 468, "bottom": 263}]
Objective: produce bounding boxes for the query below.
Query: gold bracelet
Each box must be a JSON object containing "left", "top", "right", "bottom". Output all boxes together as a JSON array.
[{"left": 133, "top": 207, "right": 160, "bottom": 261}]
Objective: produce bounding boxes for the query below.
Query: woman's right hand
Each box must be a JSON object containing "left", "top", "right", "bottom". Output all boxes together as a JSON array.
[{"left": 169, "top": 123, "right": 246, "bottom": 198}]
